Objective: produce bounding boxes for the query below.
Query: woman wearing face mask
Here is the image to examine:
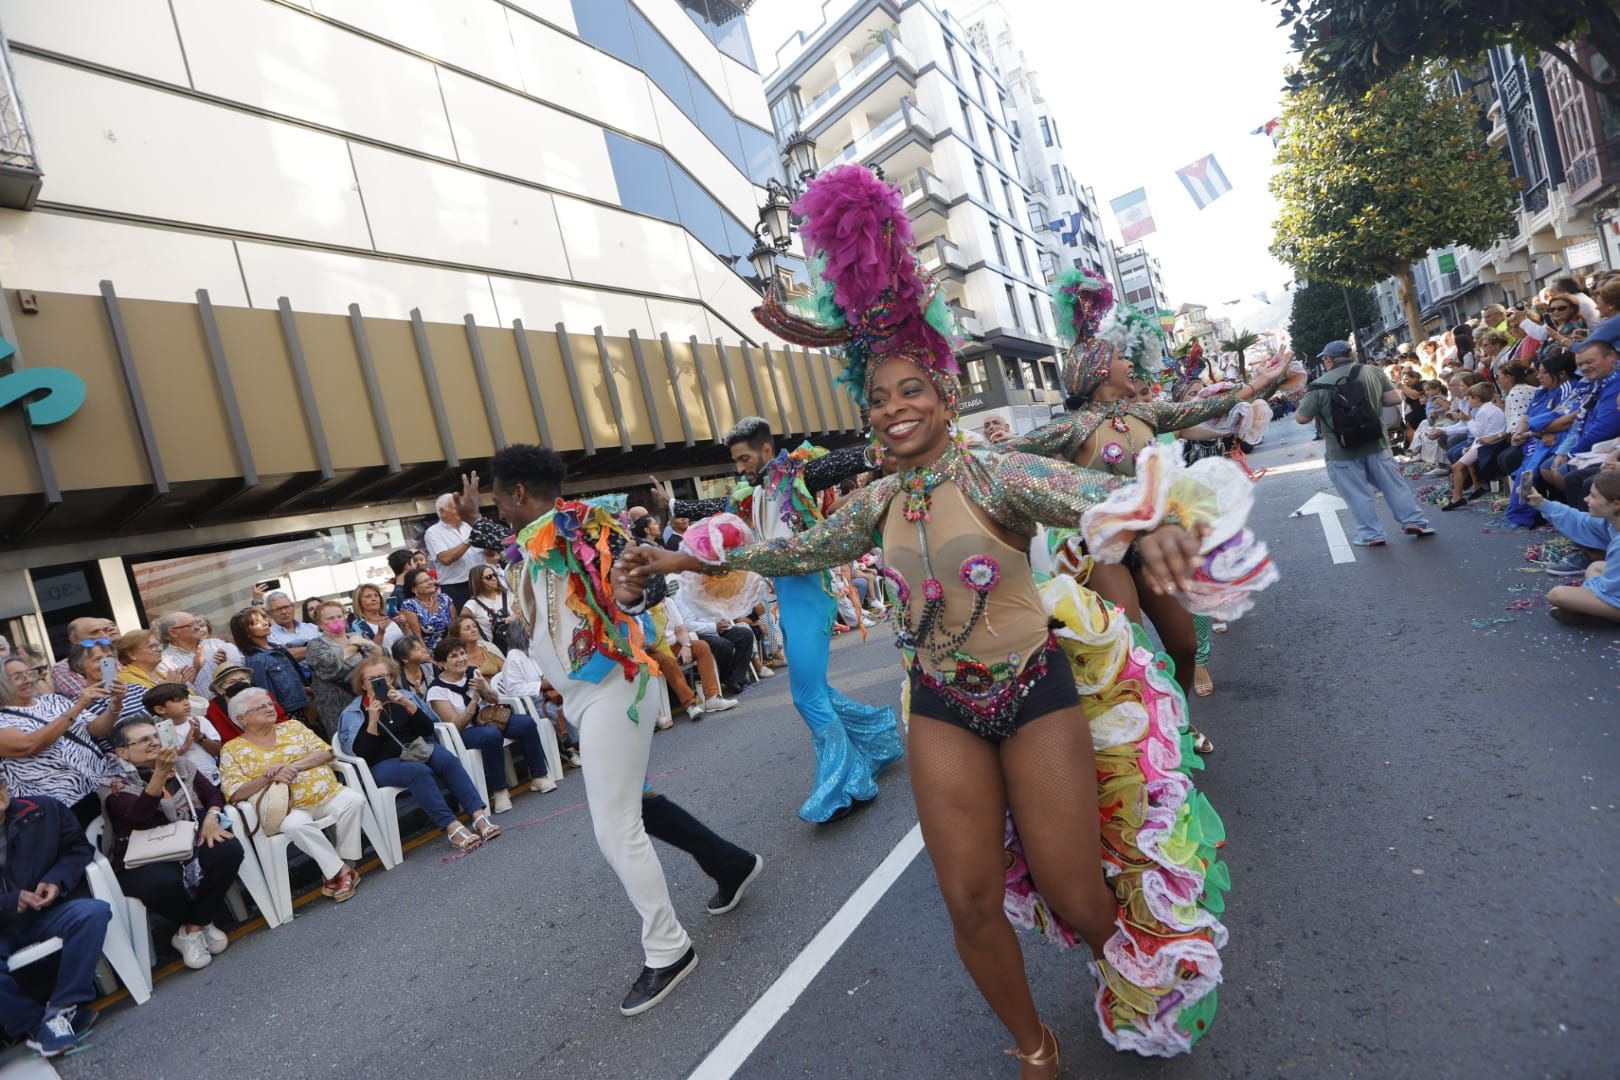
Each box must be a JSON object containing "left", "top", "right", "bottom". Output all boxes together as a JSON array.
[
  {"left": 305, "top": 600, "right": 381, "bottom": 741},
  {"left": 623, "top": 167, "right": 1251, "bottom": 1072}
]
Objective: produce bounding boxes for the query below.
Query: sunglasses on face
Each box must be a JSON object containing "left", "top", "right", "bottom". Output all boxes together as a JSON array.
[{"left": 80, "top": 637, "right": 112, "bottom": 648}]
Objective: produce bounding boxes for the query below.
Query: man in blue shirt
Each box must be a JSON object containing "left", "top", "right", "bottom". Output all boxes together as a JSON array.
[{"left": 1540, "top": 337, "right": 1619, "bottom": 490}]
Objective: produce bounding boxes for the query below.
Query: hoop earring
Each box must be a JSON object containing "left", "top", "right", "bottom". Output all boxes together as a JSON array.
[{"left": 862, "top": 433, "right": 885, "bottom": 469}]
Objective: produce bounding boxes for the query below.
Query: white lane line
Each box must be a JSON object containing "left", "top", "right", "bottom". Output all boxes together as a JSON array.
[{"left": 687, "top": 823, "right": 926, "bottom": 1080}]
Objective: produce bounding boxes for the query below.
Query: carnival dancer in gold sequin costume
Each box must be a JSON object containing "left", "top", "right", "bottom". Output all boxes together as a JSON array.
[{"left": 622, "top": 166, "right": 1272, "bottom": 1072}]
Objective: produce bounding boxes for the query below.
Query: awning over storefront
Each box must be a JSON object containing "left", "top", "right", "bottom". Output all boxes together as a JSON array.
[{"left": 0, "top": 284, "right": 859, "bottom": 554}]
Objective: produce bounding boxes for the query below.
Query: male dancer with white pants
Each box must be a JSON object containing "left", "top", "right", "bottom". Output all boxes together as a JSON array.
[{"left": 484, "top": 445, "right": 761, "bottom": 1015}]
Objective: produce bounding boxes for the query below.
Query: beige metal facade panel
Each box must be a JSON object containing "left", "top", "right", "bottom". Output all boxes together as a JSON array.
[
  {"left": 593, "top": 334, "right": 647, "bottom": 445},
  {"left": 118, "top": 298, "right": 241, "bottom": 484},
  {"left": 211, "top": 306, "right": 320, "bottom": 477},
  {"left": 632, "top": 335, "right": 686, "bottom": 447},
  {"left": 663, "top": 338, "right": 713, "bottom": 442},
  {"left": 522, "top": 329, "right": 585, "bottom": 453},
  {"left": 6, "top": 292, "right": 150, "bottom": 492},
  {"left": 421, "top": 321, "right": 497, "bottom": 461},
  {"left": 691, "top": 343, "right": 735, "bottom": 439},
  {"left": 563, "top": 333, "right": 624, "bottom": 450},
  {"left": 361, "top": 318, "right": 444, "bottom": 466},
  {"left": 290, "top": 312, "right": 387, "bottom": 470},
  {"left": 473, "top": 327, "right": 543, "bottom": 448}
]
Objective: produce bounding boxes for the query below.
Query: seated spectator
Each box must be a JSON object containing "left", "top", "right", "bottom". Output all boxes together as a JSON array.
[
  {"left": 398, "top": 569, "right": 456, "bottom": 650},
  {"left": 338, "top": 657, "right": 497, "bottom": 851},
  {"left": 491, "top": 623, "right": 578, "bottom": 769},
  {"left": 662, "top": 514, "right": 690, "bottom": 552},
  {"left": 141, "top": 682, "right": 224, "bottom": 786},
  {"left": 1438, "top": 383, "right": 1506, "bottom": 509},
  {"left": 427, "top": 639, "right": 555, "bottom": 815},
  {"left": 0, "top": 657, "right": 123, "bottom": 826},
  {"left": 306, "top": 599, "right": 382, "bottom": 740},
  {"left": 981, "top": 415, "right": 1012, "bottom": 444},
  {"left": 1536, "top": 297, "right": 1587, "bottom": 363},
  {"left": 0, "top": 778, "right": 111, "bottom": 1058},
  {"left": 229, "top": 606, "right": 310, "bottom": 720},
  {"left": 647, "top": 599, "right": 735, "bottom": 728},
  {"left": 49, "top": 616, "right": 118, "bottom": 698},
  {"left": 1523, "top": 471, "right": 1620, "bottom": 623},
  {"left": 463, "top": 566, "right": 512, "bottom": 651},
  {"left": 114, "top": 629, "right": 192, "bottom": 722},
  {"left": 206, "top": 663, "right": 286, "bottom": 742},
  {"left": 390, "top": 635, "right": 435, "bottom": 702},
  {"left": 451, "top": 614, "right": 505, "bottom": 681},
  {"left": 262, "top": 592, "right": 319, "bottom": 663},
  {"left": 1539, "top": 339, "right": 1620, "bottom": 525},
  {"left": 155, "top": 611, "right": 243, "bottom": 699},
  {"left": 103, "top": 717, "right": 243, "bottom": 970},
  {"left": 219, "top": 689, "right": 363, "bottom": 903},
  {"left": 1551, "top": 274, "right": 1601, "bottom": 326},
  {"left": 348, "top": 583, "right": 403, "bottom": 652},
  {"left": 672, "top": 570, "right": 763, "bottom": 695},
  {"left": 385, "top": 548, "right": 416, "bottom": 614}
]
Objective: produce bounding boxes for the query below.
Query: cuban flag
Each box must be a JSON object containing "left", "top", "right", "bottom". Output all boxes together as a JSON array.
[
  {"left": 1251, "top": 117, "right": 1281, "bottom": 148},
  {"left": 1108, "top": 188, "right": 1156, "bottom": 243},
  {"left": 1177, "top": 154, "right": 1232, "bottom": 210}
]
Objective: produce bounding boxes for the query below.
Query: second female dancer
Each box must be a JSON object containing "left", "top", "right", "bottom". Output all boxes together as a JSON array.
[{"left": 622, "top": 165, "right": 1248, "bottom": 1074}]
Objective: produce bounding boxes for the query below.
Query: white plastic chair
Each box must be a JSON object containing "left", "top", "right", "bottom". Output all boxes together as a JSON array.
[
  {"left": 434, "top": 721, "right": 490, "bottom": 806},
  {"left": 329, "top": 737, "right": 406, "bottom": 866},
  {"left": 74, "top": 824, "right": 151, "bottom": 1005},
  {"left": 6, "top": 937, "right": 63, "bottom": 972},
  {"left": 498, "top": 694, "right": 563, "bottom": 783},
  {"left": 233, "top": 762, "right": 396, "bottom": 927}
]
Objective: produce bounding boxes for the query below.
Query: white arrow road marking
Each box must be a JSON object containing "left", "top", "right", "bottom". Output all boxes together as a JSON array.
[{"left": 1291, "top": 490, "right": 1355, "bottom": 564}]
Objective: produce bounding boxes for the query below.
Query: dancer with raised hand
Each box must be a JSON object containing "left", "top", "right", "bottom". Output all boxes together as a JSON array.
[
  {"left": 477, "top": 451, "right": 762, "bottom": 1017},
  {"left": 654, "top": 418, "right": 900, "bottom": 824},
  {"left": 622, "top": 165, "right": 1260, "bottom": 1072}
]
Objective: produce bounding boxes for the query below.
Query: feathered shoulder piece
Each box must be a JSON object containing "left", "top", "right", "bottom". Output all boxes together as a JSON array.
[
  {"left": 1051, "top": 266, "right": 1114, "bottom": 346},
  {"left": 753, "top": 165, "right": 958, "bottom": 407}
]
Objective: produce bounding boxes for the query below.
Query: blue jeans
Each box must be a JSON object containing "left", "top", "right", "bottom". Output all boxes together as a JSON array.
[
  {"left": 0, "top": 897, "right": 112, "bottom": 1034},
  {"left": 371, "top": 745, "right": 485, "bottom": 827},
  {"left": 1325, "top": 448, "right": 1432, "bottom": 541},
  {"left": 462, "top": 713, "right": 547, "bottom": 793}
]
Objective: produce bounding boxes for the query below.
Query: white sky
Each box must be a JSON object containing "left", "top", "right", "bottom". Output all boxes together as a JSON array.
[{"left": 745, "top": 0, "right": 1301, "bottom": 330}]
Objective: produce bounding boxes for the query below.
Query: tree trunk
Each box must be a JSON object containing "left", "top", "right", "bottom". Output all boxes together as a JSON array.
[
  {"left": 1394, "top": 264, "right": 1424, "bottom": 347},
  {"left": 1236, "top": 348, "right": 1248, "bottom": 380}
]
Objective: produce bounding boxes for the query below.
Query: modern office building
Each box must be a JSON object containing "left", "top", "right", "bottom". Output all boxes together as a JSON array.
[
  {"left": 0, "top": 0, "right": 860, "bottom": 656},
  {"left": 958, "top": 1, "right": 1112, "bottom": 286},
  {"left": 761, "top": 0, "right": 1069, "bottom": 435}
]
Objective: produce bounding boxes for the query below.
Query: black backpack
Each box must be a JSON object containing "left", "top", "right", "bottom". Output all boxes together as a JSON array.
[{"left": 1312, "top": 365, "right": 1385, "bottom": 449}]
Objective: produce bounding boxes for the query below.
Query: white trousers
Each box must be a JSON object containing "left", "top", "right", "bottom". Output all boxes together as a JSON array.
[
  {"left": 570, "top": 672, "right": 691, "bottom": 968},
  {"left": 281, "top": 787, "right": 366, "bottom": 880}
]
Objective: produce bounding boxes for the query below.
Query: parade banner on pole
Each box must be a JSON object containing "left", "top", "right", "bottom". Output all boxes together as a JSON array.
[
  {"left": 1109, "top": 187, "right": 1156, "bottom": 242},
  {"left": 1177, "top": 154, "right": 1232, "bottom": 210}
]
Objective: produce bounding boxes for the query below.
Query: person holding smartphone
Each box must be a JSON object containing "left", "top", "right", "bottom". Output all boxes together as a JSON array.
[
  {"left": 338, "top": 657, "right": 494, "bottom": 851},
  {"left": 426, "top": 639, "right": 555, "bottom": 815}
]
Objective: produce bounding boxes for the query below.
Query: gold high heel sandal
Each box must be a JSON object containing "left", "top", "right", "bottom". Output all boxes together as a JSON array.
[{"left": 1005, "top": 1023, "right": 1060, "bottom": 1075}]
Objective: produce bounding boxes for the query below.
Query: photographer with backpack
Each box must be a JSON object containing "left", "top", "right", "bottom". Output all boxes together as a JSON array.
[{"left": 1297, "top": 340, "right": 1438, "bottom": 547}]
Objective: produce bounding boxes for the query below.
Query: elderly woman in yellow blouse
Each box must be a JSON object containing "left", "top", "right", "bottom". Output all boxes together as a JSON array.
[{"left": 219, "top": 688, "right": 364, "bottom": 903}]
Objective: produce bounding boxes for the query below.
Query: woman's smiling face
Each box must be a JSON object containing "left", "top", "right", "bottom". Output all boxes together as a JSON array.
[{"left": 867, "top": 356, "right": 951, "bottom": 469}]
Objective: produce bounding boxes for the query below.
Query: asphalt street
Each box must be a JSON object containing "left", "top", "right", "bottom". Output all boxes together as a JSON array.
[{"left": 57, "top": 421, "right": 1619, "bottom": 1080}]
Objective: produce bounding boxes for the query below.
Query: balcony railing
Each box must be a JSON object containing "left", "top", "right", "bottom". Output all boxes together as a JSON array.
[
  {"left": 0, "top": 26, "right": 43, "bottom": 208},
  {"left": 824, "top": 100, "right": 932, "bottom": 168},
  {"left": 919, "top": 235, "right": 966, "bottom": 274},
  {"left": 799, "top": 37, "right": 917, "bottom": 128},
  {"left": 900, "top": 167, "right": 949, "bottom": 206},
  {"left": 1522, "top": 177, "right": 1551, "bottom": 215}
]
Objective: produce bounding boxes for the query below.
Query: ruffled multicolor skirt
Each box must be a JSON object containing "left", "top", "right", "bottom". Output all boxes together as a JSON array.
[{"left": 1003, "top": 575, "right": 1230, "bottom": 1058}]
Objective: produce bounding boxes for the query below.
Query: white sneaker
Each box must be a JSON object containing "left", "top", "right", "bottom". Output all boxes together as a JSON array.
[
  {"left": 530, "top": 775, "right": 558, "bottom": 794},
  {"left": 860, "top": 616, "right": 877, "bottom": 628},
  {"left": 172, "top": 929, "right": 212, "bottom": 970},
  {"left": 567, "top": 749, "right": 582, "bottom": 768},
  {"left": 201, "top": 924, "right": 229, "bottom": 955},
  {"left": 685, "top": 703, "right": 705, "bottom": 721},
  {"left": 703, "top": 697, "right": 738, "bottom": 714},
  {"left": 491, "top": 790, "right": 513, "bottom": 814},
  {"left": 655, "top": 714, "right": 674, "bottom": 730},
  {"left": 756, "top": 666, "right": 776, "bottom": 679}
]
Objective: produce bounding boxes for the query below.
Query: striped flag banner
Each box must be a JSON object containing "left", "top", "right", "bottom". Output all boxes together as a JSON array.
[
  {"left": 1177, "top": 154, "right": 1232, "bottom": 210},
  {"left": 1251, "top": 117, "right": 1281, "bottom": 148},
  {"left": 1109, "top": 187, "right": 1156, "bottom": 243}
]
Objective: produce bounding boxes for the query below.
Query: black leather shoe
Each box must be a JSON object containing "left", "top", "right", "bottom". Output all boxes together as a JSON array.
[
  {"left": 620, "top": 947, "right": 698, "bottom": 1016},
  {"left": 707, "top": 853, "right": 765, "bottom": 915}
]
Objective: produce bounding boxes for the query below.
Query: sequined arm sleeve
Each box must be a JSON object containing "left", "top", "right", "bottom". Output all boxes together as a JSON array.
[
  {"left": 1006, "top": 414, "right": 1086, "bottom": 460},
  {"left": 976, "top": 451, "right": 1123, "bottom": 535},
  {"left": 802, "top": 445, "right": 871, "bottom": 494},
  {"left": 672, "top": 497, "right": 730, "bottom": 520},
  {"left": 1150, "top": 370, "right": 1286, "bottom": 433},
  {"left": 722, "top": 480, "right": 894, "bottom": 578}
]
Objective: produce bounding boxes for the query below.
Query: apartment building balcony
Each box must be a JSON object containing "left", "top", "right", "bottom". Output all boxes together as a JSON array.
[
  {"left": 821, "top": 99, "right": 935, "bottom": 171},
  {"left": 1564, "top": 138, "right": 1620, "bottom": 204},
  {"left": 919, "top": 234, "right": 968, "bottom": 281},
  {"left": 899, "top": 166, "right": 951, "bottom": 222},
  {"left": 948, "top": 302, "right": 982, "bottom": 337},
  {"left": 797, "top": 35, "right": 918, "bottom": 131},
  {"left": 0, "top": 30, "right": 42, "bottom": 209}
]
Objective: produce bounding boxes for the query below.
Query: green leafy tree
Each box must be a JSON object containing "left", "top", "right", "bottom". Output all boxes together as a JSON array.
[
  {"left": 1288, "top": 280, "right": 1377, "bottom": 374},
  {"left": 1269, "top": 66, "right": 1519, "bottom": 343},
  {"left": 1273, "top": 0, "right": 1620, "bottom": 108},
  {"left": 1218, "top": 330, "right": 1262, "bottom": 379}
]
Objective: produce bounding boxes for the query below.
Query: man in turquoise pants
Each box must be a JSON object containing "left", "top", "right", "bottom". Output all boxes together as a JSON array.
[{"left": 663, "top": 417, "right": 901, "bottom": 823}]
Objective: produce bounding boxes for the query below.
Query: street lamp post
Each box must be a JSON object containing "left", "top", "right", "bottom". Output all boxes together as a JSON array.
[{"left": 747, "top": 131, "right": 818, "bottom": 293}]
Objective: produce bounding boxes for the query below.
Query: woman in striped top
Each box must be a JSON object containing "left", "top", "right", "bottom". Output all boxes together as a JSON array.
[{"left": 0, "top": 656, "right": 124, "bottom": 826}]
